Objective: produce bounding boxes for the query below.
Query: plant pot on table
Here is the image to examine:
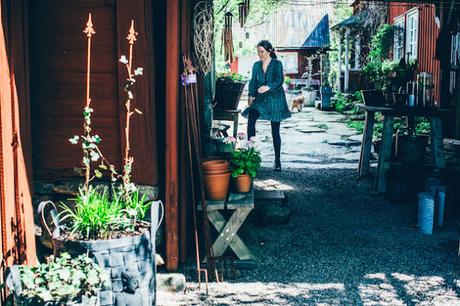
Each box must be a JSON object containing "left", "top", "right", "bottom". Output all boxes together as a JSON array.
[
  {"left": 233, "top": 174, "right": 252, "bottom": 193},
  {"left": 361, "top": 90, "right": 386, "bottom": 107}
]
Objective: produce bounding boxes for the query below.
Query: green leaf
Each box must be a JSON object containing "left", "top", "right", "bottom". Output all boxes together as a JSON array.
[{"left": 94, "top": 169, "right": 103, "bottom": 178}]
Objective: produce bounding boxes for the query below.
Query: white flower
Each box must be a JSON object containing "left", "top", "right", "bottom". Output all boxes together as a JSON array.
[
  {"left": 237, "top": 132, "right": 246, "bottom": 140},
  {"left": 249, "top": 136, "right": 257, "bottom": 142},
  {"left": 90, "top": 151, "right": 100, "bottom": 162},
  {"left": 68, "top": 135, "right": 79, "bottom": 144},
  {"left": 134, "top": 67, "right": 143, "bottom": 76},
  {"left": 119, "top": 55, "right": 129, "bottom": 64},
  {"left": 247, "top": 140, "right": 254, "bottom": 148}
]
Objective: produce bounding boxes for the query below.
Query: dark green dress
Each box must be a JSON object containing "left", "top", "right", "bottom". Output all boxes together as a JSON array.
[{"left": 242, "top": 59, "right": 291, "bottom": 122}]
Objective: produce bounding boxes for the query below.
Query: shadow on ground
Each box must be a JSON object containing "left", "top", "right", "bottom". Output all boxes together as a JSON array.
[{"left": 158, "top": 167, "right": 460, "bottom": 305}]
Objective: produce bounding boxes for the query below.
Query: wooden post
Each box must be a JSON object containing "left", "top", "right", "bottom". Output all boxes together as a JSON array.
[
  {"left": 344, "top": 28, "right": 350, "bottom": 92},
  {"left": 165, "top": 0, "right": 180, "bottom": 271},
  {"left": 337, "top": 31, "right": 342, "bottom": 92},
  {"left": 355, "top": 34, "right": 361, "bottom": 70}
]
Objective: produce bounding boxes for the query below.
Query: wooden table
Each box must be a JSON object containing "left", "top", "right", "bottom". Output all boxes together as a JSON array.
[
  {"left": 213, "top": 109, "right": 241, "bottom": 138},
  {"left": 198, "top": 188, "right": 255, "bottom": 262},
  {"left": 357, "top": 104, "right": 451, "bottom": 193}
]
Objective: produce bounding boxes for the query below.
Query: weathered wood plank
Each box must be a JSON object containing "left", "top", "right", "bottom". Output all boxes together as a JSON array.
[
  {"left": 208, "top": 208, "right": 253, "bottom": 260},
  {"left": 430, "top": 117, "right": 445, "bottom": 168},
  {"left": 358, "top": 110, "right": 375, "bottom": 177},
  {"left": 375, "top": 115, "right": 394, "bottom": 193}
]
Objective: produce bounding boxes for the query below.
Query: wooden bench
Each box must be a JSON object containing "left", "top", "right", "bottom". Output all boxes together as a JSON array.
[{"left": 198, "top": 188, "right": 255, "bottom": 262}]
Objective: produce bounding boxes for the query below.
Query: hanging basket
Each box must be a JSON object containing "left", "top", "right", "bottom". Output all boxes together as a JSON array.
[{"left": 214, "top": 78, "right": 246, "bottom": 110}]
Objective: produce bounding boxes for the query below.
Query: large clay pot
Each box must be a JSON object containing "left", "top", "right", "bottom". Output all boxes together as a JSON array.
[
  {"left": 201, "top": 159, "right": 229, "bottom": 172},
  {"left": 204, "top": 169, "right": 230, "bottom": 175},
  {"left": 234, "top": 174, "right": 252, "bottom": 193},
  {"left": 203, "top": 171, "right": 231, "bottom": 200}
]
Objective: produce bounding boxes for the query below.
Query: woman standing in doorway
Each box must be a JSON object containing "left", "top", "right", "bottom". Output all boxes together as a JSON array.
[{"left": 242, "top": 40, "right": 291, "bottom": 171}]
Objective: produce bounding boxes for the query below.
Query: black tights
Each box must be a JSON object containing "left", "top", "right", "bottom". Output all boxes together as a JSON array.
[{"left": 247, "top": 109, "right": 281, "bottom": 165}]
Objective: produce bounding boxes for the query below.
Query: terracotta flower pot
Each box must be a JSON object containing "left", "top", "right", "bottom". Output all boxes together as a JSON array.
[
  {"left": 203, "top": 171, "right": 231, "bottom": 201},
  {"left": 233, "top": 174, "right": 252, "bottom": 193},
  {"left": 204, "top": 169, "right": 230, "bottom": 175},
  {"left": 201, "top": 159, "right": 229, "bottom": 172}
]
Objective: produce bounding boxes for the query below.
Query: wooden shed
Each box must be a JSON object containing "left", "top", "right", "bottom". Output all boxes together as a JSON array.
[{"left": 0, "top": 0, "right": 206, "bottom": 290}]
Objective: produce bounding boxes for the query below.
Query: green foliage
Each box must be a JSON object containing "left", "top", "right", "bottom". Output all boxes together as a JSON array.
[
  {"left": 415, "top": 118, "right": 431, "bottom": 134},
  {"left": 362, "top": 24, "right": 395, "bottom": 89},
  {"left": 284, "top": 76, "right": 291, "bottom": 85},
  {"left": 59, "top": 187, "right": 126, "bottom": 240},
  {"left": 123, "top": 190, "right": 152, "bottom": 227},
  {"left": 316, "top": 123, "right": 330, "bottom": 130},
  {"left": 346, "top": 120, "right": 365, "bottom": 134},
  {"left": 230, "top": 148, "right": 261, "bottom": 178},
  {"left": 214, "top": 0, "right": 282, "bottom": 67},
  {"left": 333, "top": 91, "right": 363, "bottom": 113},
  {"left": 328, "top": 2, "right": 353, "bottom": 88},
  {"left": 216, "top": 71, "right": 247, "bottom": 82},
  {"left": 16, "top": 253, "right": 108, "bottom": 304}
]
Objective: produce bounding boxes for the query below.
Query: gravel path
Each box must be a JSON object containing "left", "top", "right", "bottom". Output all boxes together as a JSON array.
[
  {"left": 158, "top": 105, "right": 460, "bottom": 305},
  {"left": 158, "top": 168, "right": 460, "bottom": 305}
]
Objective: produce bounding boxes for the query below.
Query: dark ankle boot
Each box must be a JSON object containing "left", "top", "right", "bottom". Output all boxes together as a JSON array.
[{"left": 274, "top": 160, "right": 281, "bottom": 172}]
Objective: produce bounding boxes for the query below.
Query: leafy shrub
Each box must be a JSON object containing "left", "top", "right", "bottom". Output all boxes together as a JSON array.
[
  {"left": 284, "top": 76, "right": 292, "bottom": 85},
  {"left": 217, "top": 71, "right": 247, "bottom": 82},
  {"left": 15, "top": 253, "right": 108, "bottom": 304},
  {"left": 333, "top": 91, "right": 363, "bottom": 114},
  {"left": 346, "top": 120, "right": 365, "bottom": 134}
]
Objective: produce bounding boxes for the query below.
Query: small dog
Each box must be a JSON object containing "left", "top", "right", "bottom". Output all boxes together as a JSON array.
[{"left": 290, "top": 96, "right": 305, "bottom": 112}]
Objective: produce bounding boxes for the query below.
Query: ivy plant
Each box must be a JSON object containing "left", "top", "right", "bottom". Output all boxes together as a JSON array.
[{"left": 14, "top": 253, "right": 108, "bottom": 305}]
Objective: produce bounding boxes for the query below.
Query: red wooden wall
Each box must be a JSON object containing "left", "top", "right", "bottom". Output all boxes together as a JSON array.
[
  {"left": 389, "top": 3, "right": 441, "bottom": 104},
  {"left": 0, "top": 0, "right": 37, "bottom": 272},
  {"left": 28, "top": 0, "right": 159, "bottom": 185}
]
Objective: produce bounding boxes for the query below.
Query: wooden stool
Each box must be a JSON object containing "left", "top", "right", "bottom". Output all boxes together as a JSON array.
[
  {"left": 198, "top": 188, "right": 255, "bottom": 263},
  {"left": 213, "top": 109, "right": 241, "bottom": 138}
]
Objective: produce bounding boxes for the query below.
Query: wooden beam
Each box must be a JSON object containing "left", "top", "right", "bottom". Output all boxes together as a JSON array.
[
  {"left": 344, "top": 28, "right": 350, "bottom": 93},
  {"left": 165, "top": 0, "right": 180, "bottom": 271},
  {"left": 337, "top": 31, "right": 342, "bottom": 92}
]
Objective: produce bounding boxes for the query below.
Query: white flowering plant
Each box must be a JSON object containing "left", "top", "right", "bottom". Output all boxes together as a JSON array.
[
  {"left": 226, "top": 133, "right": 261, "bottom": 178},
  {"left": 60, "top": 21, "right": 152, "bottom": 241},
  {"left": 13, "top": 253, "right": 108, "bottom": 305}
]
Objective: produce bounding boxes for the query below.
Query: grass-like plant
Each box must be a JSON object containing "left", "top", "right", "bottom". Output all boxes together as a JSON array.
[{"left": 60, "top": 187, "right": 127, "bottom": 240}]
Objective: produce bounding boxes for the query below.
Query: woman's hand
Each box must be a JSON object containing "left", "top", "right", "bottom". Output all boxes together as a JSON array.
[
  {"left": 248, "top": 96, "right": 254, "bottom": 106},
  {"left": 257, "top": 85, "right": 270, "bottom": 94}
]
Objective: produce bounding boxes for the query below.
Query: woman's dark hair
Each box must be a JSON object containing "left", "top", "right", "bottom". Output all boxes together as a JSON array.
[{"left": 257, "top": 40, "right": 277, "bottom": 59}]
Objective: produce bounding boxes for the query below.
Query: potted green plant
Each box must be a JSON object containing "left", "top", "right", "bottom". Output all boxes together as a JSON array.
[
  {"left": 283, "top": 75, "right": 291, "bottom": 92},
  {"left": 47, "top": 17, "right": 162, "bottom": 306},
  {"left": 228, "top": 133, "right": 261, "bottom": 193},
  {"left": 214, "top": 71, "right": 247, "bottom": 110},
  {"left": 6, "top": 253, "right": 108, "bottom": 306}
]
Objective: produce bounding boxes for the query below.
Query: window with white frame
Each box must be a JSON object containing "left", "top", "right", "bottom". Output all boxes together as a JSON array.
[
  {"left": 406, "top": 10, "right": 418, "bottom": 60},
  {"left": 393, "top": 17, "right": 405, "bottom": 60}
]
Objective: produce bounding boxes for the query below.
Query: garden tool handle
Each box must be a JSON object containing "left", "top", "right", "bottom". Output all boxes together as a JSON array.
[
  {"left": 37, "top": 200, "right": 60, "bottom": 237},
  {"left": 151, "top": 200, "right": 164, "bottom": 232}
]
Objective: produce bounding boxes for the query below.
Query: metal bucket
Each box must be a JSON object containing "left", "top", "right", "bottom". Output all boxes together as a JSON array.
[{"left": 418, "top": 192, "right": 434, "bottom": 235}]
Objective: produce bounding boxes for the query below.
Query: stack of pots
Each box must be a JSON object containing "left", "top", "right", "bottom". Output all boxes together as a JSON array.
[{"left": 202, "top": 159, "right": 231, "bottom": 201}]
